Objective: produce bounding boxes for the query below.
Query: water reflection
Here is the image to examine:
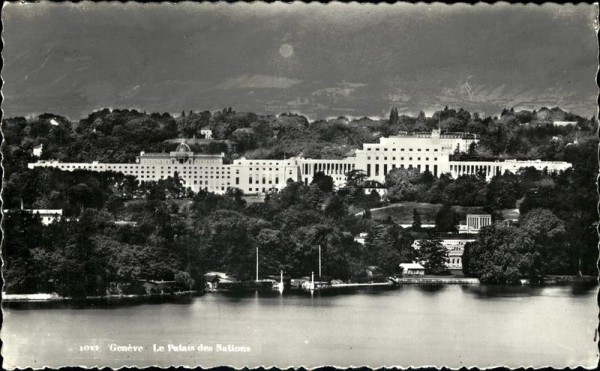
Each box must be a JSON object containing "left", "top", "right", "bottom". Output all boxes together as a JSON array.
[
  {"left": 2, "top": 282, "right": 597, "bottom": 369},
  {"left": 460, "top": 282, "right": 598, "bottom": 299},
  {"left": 415, "top": 284, "right": 446, "bottom": 294},
  {"left": 568, "top": 280, "right": 598, "bottom": 296},
  {"left": 461, "top": 284, "right": 545, "bottom": 298},
  {"left": 2, "top": 293, "right": 198, "bottom": 310}
]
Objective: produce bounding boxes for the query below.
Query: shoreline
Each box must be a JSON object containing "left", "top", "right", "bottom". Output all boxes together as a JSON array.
[
  {"left": 2, "top": 290, "right": 201, "bottom": 305},
  {"left": 3, "top": 275, "right": 596, "bottom": 305}
]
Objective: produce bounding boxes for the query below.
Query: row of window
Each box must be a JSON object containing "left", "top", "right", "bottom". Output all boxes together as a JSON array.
[
  {"left": 367, "top": 157, "right": 438, "bottom": 162},
  {"left": 142, "top": 158, "right": 220, "bottom": 163},
  {"left": 307, "top": 163, "right": 355, "bottom": 175},
  {"left": 59, "top": 164, "right": 234, "bottom": 172},
  {"left": 141, "top": 159, "right": 221, "bottom": 165},
  {"left": 366, "top": 164, "right": 439, "bottom": 177},
  {"left": 247, "top": 168, "right": 283, "bottom": 172},
  {"left": 245, "top": 162, "right": 292, "bottom": 166},
  {"left": 247, "top": 177, "right": 280, "bottom": 184},
  {"left": 246, "top": 187, "right": 274, "bottom": 193},
  {"left": 366, "top": 147, "right": 439, "bottom": 152}
]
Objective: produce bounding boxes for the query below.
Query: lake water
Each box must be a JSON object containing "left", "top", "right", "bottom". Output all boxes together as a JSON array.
[{"left": 2, "top": 283, "right": 598, "bottom": 369}]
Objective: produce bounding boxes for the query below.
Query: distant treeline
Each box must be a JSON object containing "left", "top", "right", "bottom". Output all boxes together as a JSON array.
[{"left": 3, "top": 105, "right": 595, "bottom": 172}]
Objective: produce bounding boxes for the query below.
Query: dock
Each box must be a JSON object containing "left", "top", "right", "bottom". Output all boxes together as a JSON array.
[
  {"left": 391, "top": 277, "right": 480, "bottom": 284},
  {"left": 330, "top": 282, "right": 395, "bottom": 288}
]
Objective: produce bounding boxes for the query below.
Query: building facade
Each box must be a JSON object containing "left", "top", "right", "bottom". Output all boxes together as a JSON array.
[
  {"left": 200, "top": 129, "right": 213, "bottom": 139},
  {"left": 412, "top": 238, "right": 476, "bottom": 271},
  {"left": 28, "top": 131, "right": 572, "bottom": 195},
  {"left": 462, "top": 214, "right": 493, "bottom": 234},
  {"left": 230, "top": 157, "right": 301, "bottom": 194},
  {"left": 449, "top": 159, "right": 572, "bottom": 181},
  {"left": 352, "top": 130, "right": 460, "bottom": 183},
  {"left": 3, "top": 209, "right": 63, "bottom": 225},
  {"left": 399, "top": 263, "right": 425, "bottom": 276},
  {"left": 29, "top": 143, "right": 232, "bottom": 194}
]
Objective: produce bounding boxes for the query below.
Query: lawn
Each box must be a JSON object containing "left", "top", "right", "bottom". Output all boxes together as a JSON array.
[{"left": 370, "top": 202, "right": 487, "bottom": 224}]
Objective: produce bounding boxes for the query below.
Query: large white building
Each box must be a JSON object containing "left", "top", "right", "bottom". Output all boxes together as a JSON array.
[
  {"left": 230, "top": 157, "right": 301, "bottom": 194},
  {"left": 28, "top": 131, "right": 572, "bottom": 195},
  {"left": 29, "top": 143, "right": 232, "bottom": 194}
]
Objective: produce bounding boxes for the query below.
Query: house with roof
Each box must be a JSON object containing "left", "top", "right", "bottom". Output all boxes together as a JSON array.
[
  {"left": 399, "top": 262, "right": 425, "bottom": 276},
  {"left": 360, "top": 180, "right": 387, "bottom": 196}
]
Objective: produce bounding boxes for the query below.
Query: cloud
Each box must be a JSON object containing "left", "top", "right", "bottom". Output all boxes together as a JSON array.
[
  {"left": 311, "top": 82, "right": 368, "bottom": 99},
  {"left": 386, "top": 89, "right": 412, "bottom": 104},
  {"left": 217, "top": 74, "right": 302, "bottom": 90},
  {"left": 311, "top": 87, "right": 355, "bottom": 98},
  {"left": 434, "top": 78, "right": 577, "bottom": 110}
]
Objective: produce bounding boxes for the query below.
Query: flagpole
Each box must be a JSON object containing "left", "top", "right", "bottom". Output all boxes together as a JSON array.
[{"left": 319, "top": 245, "right": 322, "bottom": 279}]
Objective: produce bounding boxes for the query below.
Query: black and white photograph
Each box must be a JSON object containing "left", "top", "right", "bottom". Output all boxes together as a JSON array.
[{"left": 1, "top": 2, "right": 598, "bottom": 369}]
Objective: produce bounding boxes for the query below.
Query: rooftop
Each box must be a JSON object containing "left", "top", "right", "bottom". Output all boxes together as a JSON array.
[
  {"left": 176, "top": 141, "right": 192, "bottom": 153},
  {"left": 392, "top": 131, "right": 478, "bottom": 139},
  {"left": 139, "top": 152, "right": 223, "bottom": 158}
]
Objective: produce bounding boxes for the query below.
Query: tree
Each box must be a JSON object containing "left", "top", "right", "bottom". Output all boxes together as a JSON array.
[
  {"left": 364, "top": 223, "right": 415, "bottom": 275},
  {"left": 231, "top": 128, "right": 257, "bottom": 153},
  {"left": 485, "top": 173, "right": 521, "bottom": 210},
  {"left": 443, "top": 175, "right": 487, "bottom": 206},
  {"left": 345, "top": 169, "right": 368, "bottom": 188},
  {"left": 251, "top": 120, "right": 274, "bottom": 146},
  {"left": 174, "top": 271, "right": 195, "bottom": 291},
  {"left": 435, "top": 204, "right": 459, "bottom": 233},
  {"left": 200, "top": 210, "right": 257, "bottom": 280},
  {"left": 385, "top": 167, "right": 420, "bottom": 202},
  {"left": 417, "top": 237, "right": 449, "bottom": 275},
  {"left": 412, "top": 209, "right": 422, "bottom": 231},
  {"left": 463, "top": 208, "right": 569, "bottom": 284},
  {"left": 311, "top": 172, "right": 334, "bottom": 193},
  {"left": 461, "top": 225, "right": 523, "bottom": 284},
  {"left": 518, "top": 208, "right": 568, "bottom": 281},
  {"left": 389, "top": 107, "right": 399, "bottom": 125},
  {"left": 2, "top": 210, "right": 45, "bottom": 293},
  {"left": 324, "top": 195, "right": 348, "bottom": 219}
]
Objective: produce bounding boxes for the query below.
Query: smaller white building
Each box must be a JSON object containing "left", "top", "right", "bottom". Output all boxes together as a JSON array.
[
  {"left": 361, "top": 180, "right": 387, "bottom": 197},
  {"left": 412, "top": 238, "right": 476, "bottom": 270},
  {"left": 398, "top": 223, "right": 436, "bottom": 229},
  {"left": 114, "top": 220, "right": 138, "bottom": 227},
  {"left": 464, "top": 214, "right": 492, "bottom": 234},
  {"left": 33, "top": 144, "right": 43, "bottom": 157},
  {"left": 200, "top": 129, "right": 213, "bottom": 139},
  {"left": 353, "top": 232, "right": 368, "bottom": 245},
  {"left": 399, "top": 263, "right": 425, "bottom": 276},
  {"left": 553, "top": 121, "right": 577, "bottom": 127},
  {"left": 3, "top": 209, "right": 63, "bottom": 225}
]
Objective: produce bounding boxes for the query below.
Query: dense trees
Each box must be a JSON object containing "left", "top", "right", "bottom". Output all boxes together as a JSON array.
[
  {"left": 364, "top": 223, "right": 415, "bottom": 275},
  {"left": 435, "top": 204, "right": 460, "bottom": 233},
  {"left": 463, "top": 208, "right": 572, "bottom": 284},
  {"left": 412, "top": 209, "right": 421, "bottom": 231},
  {"left": 416, "top": 237, "right": 449, "bottom": 275},
  {"left": 311, "top": 172, "right": 334, "bottom": 193},
  {"left": 3, "top": 200, "right": 205, "bottom": 296},
  {"left": 2, "top": 106, "right": 597, "bottom": 293},
  {"left": 385, "top": 167, "right": 422, "bottom": 201},
  {"left": 389, "top": 107, "right": 400, "bottom": 126}
]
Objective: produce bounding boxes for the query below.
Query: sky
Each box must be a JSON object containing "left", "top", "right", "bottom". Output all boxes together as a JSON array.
[{"left": 1, "top": 2, "right": 598, "bottom": 120}]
